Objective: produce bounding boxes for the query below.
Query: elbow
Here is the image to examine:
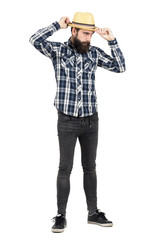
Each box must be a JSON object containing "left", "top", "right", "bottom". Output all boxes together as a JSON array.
[
  {"left": 29, "top": 34, "right": 37, "bottom": 46},
  {"left": 120, "top": 65, "right": 126, "bottom": 73},
  {"left": 113, "top": 64, "right": 126, "bottom": 73},
  {"left": 29, "top": 36, "right": 34, "bottom": 45},
  {"left": 114, "top": 60, "right": 126, "bottom": 73},
  {"left": 118, "top": 63, "right": 126, "bottom": 73}
]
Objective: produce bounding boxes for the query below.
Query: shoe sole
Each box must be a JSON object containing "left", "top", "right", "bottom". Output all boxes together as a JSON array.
[
  {"left": 51, "top": 225, "right": 67, "bottom": 233},
  {"left": 52, "top": 229, "right": 64, "bottom": 233},
  {"left": 88, "top": 221, "right": 113, "bottom": 227}
]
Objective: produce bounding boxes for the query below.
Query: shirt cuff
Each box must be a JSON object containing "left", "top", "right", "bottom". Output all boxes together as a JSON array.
[
  {"left": 108, "top": 38, "right": 118, "bottom": 46},
  {"left": 52, "top": 21, "right": 61, "bottom": 31}
]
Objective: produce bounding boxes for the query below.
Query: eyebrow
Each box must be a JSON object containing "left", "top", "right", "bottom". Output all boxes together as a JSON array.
[{"left": 83, "top": 32, "right": 94, "bottom": 35}]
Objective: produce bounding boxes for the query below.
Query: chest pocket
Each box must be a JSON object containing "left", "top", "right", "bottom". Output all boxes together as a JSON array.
[
  {"left": 61, "top": 54, "right": 75, "bottom": 69},
  {"left": 83, "top": 56, "right": 97, "bottom": 72}
]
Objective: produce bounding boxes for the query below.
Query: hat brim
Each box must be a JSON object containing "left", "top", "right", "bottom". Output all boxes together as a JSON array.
[{"left": 68, "top": 23, "right": 97, "bottom": 32}]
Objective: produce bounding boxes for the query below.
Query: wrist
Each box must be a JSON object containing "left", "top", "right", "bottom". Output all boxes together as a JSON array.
[
  {"left": 58, "top": 22, "right": 62, "bottom": 28},
  {"left": 52, "top": 21, "right": 61, "bottom": 30},
  {"left": 108, "top": 38, "right": 118, "bottom": 46},
  {"left": 107, "top": 37, "right": 115, "bottom": 41}
]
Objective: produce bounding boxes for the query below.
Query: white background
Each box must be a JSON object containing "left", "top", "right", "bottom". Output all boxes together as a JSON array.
[{"left": 1, "top": 0, "right": 160, "bottom": 239}]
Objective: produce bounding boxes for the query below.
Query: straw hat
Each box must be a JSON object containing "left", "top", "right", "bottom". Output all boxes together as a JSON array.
[{"left": 68, "top": 12, "right": 97, "bottom": 31}]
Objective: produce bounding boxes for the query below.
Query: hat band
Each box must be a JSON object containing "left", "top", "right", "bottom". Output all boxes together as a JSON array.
[{"left": 72, "top": 21, "right": 95, "bottom": 27}]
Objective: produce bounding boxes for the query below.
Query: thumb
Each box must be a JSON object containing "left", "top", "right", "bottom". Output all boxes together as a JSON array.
[
  {"left": 95, "top": 28, "right": 100, "bottom": 33},
  {"left": 66, "top": 18, "right": 70, "bottom": 24}
]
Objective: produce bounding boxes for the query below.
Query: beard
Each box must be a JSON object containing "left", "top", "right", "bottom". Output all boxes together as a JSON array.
[{"left": 72, "top": 36, "right": 90, "bottom": 54}]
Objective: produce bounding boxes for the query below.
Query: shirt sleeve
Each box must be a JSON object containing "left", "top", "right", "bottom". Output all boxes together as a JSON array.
[
  {"left": 29, "top": 21, "right": 62, "bottom": 59},
  {"left": 97, "top": 38, "right": 126, "bottom": 73}
]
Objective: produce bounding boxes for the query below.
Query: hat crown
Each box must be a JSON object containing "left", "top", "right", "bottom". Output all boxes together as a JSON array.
[{"left": 72, "top": 12, "right": 95, "bottom": 25}]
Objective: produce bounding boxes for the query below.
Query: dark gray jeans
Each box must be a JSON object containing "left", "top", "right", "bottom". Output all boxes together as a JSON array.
[{"left": 56, "top": 110, "right": 99, "bottom": 215}]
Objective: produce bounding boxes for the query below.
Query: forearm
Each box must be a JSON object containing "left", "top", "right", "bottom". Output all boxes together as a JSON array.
[
  {"left": 108, "top": 38, "right": 126, "bottom": 72},
  {"left": 29, "top": 21, "right": 61, "bottom": 58},
  {"left": 96, "top": 27, "right": 126, "bottom": 72},
  {"left": 29, "top": 21, "right": 61, "bottom": 45}
]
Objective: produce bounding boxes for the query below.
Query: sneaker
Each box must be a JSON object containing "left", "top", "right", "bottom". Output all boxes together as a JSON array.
[
  {"left": 51, "top": 214, "right": 67, "bottom": 233},
  {"left": 88, "top": 209, "right": 113, "bottom": 227}
]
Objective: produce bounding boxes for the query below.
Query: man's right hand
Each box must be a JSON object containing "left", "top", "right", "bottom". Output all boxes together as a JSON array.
[{"left": 58, "top": 16, "right": 70, "bottom": 29}]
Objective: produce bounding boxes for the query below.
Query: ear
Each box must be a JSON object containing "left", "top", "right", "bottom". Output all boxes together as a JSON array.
[{"left": 72, "top": 27, "right": 77, "bottom": 37}]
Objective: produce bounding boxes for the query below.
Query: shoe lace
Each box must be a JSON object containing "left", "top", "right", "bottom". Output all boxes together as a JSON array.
[
  {"left": 51, "top": 214, "right": 64, "bottom": 225},
  {"left": 97, "top": 210, "right": 107, "bottom": 220}
]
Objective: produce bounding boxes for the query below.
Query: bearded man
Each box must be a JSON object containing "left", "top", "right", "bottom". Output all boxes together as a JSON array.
[{"left": 29, "top": 12, "right": 126, "bottom": 233}]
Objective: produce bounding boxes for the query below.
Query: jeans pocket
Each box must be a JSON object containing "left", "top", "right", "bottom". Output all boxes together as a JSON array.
[
  {"left": 90, "top": 112, "right": 99, "bottom": 124},
  {"left": 58, "top": 111, "right": 70, "bottom": 121}
]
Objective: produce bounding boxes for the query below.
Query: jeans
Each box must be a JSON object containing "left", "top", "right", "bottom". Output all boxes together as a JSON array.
[{"left": 56, "top": 110, "right": 99, "bottom": 215}]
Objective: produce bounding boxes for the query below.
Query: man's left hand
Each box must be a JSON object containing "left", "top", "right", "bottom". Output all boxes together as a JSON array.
[{"left": 95, "top": 28, "right": 115, "bottom": 41}]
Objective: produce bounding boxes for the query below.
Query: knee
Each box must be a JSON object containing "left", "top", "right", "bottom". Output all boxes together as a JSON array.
[
  {"left": 82, "top": 164, "right": 96, "bottom": 174},
  {"left": 58, "top": 162, "right": 73, "bottom": 177}
]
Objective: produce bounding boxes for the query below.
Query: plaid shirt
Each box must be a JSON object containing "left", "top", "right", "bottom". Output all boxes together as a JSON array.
[{"left": 29, "top": 21, "right": 126, "bottom": 117}]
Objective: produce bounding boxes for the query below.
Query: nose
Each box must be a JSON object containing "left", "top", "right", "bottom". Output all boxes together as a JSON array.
[{"left": 86, "top": 35, "right": 92, "bottom": 42}]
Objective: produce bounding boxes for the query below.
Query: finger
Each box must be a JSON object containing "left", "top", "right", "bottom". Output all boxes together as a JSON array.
[
  {"left": 66, "top": 18, "right": 70, "bottom": 24},
  {"left": 62, "top": 16, "right": 69, "bottom": 22},
  {"left": 101, "top": 29, "right": 104, "bottom": 34},
  {"left": 95, "top": 28, "right": 100, "bottom": 34},
  {"left": 98, "top": 28, "right": 102, "bottom": 34},
  {"left": 102, "top": 28, "right": 111, "bottom": 31},
  {"left": 60, "top": 16, "right": 67, "bottom": 20}
]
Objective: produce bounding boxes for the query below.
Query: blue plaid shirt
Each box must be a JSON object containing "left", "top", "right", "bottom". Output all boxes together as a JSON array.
[{"left": 29, "top": 21, "right": 126, "bottom": 117}]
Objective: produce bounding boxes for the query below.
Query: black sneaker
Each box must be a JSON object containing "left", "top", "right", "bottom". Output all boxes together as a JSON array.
[
  {"left": 51, "top": 214, "right": 67, "bottom": 233},
  {"left": 88, "top": 209, "right": 113, "bottom": 227}
]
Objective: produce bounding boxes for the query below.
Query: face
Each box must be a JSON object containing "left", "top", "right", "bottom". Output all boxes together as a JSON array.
[
  {"left": 76, "top": 29, "right": 94, "bottom": 43},
  {"left": 71, "top": 28, "right": 94, "bottom": 54}
]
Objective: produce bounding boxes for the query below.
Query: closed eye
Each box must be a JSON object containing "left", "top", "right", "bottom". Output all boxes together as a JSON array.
[{"left": 83, "top": 32, "right": 94, "bottom": 36}]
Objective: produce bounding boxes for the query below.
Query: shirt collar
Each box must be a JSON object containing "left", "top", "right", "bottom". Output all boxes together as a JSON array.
[{"left": 67, "top": 38, "right": 74, "bottom": 49}]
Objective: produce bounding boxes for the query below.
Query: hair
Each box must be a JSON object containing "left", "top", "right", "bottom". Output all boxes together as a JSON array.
[{"left": 71, "top": 27, "right": 80, "bottom": 34}]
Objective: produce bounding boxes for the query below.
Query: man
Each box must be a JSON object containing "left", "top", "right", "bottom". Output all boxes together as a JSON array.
[{"left": 29, "top": 12, "right": 126, "bottom": 233}]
